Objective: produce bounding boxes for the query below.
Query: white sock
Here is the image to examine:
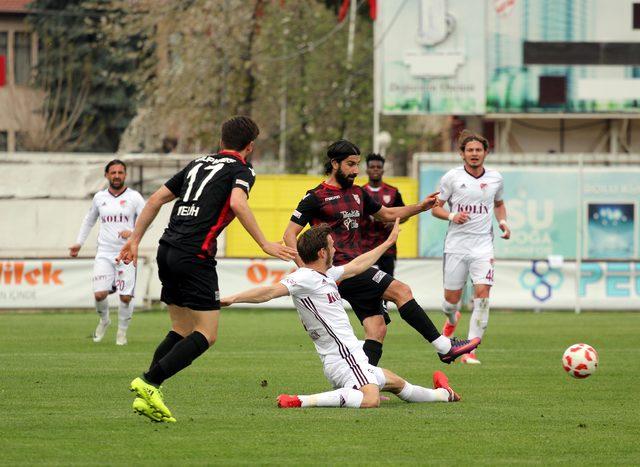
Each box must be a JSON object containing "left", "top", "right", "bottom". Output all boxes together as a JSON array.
[
  {"left": 442, "top": 300, "right": 459, "bottom": 324},
  {"left": 397, "top": 382, "right": 449, "bottom": 402},
  {"left": 432, "top": 335, "right": 452, "bottom": 354},
  {"left": 118, "top": 300, "right": 134, "bottom": 331},
  {"left": 468, "top": 298, "right": 490, "bottom": 340},
  {"left": 299, "top": 388, "right": 364, "bottom": 408},
  {"left": 95, "top": 299, "right": 109, "bottom": 323}
]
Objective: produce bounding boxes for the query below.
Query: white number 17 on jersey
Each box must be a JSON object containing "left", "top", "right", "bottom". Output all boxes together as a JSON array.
[{"left": 183, "top": 163, "right": 224, "bottom": 202}]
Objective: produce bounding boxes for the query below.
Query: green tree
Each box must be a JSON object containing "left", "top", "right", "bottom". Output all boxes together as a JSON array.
[{"left": 27, "top": 0, "right": 138, "bottom": 152}]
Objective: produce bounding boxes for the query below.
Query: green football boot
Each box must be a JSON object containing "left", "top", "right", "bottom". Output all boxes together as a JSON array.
[
  {"left": 132, "top": 397, "right": 176, "bottom": 423},
  {"left": 129, "top": 377, "right": 174, "bottom": 420}
]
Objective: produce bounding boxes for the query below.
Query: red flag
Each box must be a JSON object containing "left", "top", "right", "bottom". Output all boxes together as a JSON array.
[
  {"left": 338, "top": 0, "right": 350, "bottom": 22},
  {"left": 338, "top": 0, "right": 376, "bottom": 22}
]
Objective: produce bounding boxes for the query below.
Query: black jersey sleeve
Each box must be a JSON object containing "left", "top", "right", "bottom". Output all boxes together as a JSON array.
[
  {"left": 164, "top": 164, "right": 189, "bottom": 197},
  {"left": 362, "top": 188, "right": 382, "bottom": 215},
  {"left": 233, "top": 164, "right": 256, "bottom": 197},
  {"left": 393, "top": 190, "right": 405, "bottom": 207},
  {"left": 290, "top": 191, "right": 321, "bottom": 226}
]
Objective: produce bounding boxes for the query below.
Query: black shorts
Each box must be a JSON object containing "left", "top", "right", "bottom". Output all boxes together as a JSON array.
[
  {"left": 156, "top": 242, "right": 220, "bottom": 311},
  {"left": 338, "top": 266, "right": 394, "bottom": 323},
  {"left": 375, "top": 255, "right": 396, "bottom": 277}
]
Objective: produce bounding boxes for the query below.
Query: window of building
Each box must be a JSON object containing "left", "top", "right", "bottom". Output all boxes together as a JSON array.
[
  {"left": 539, "top": 76, "right": 567, "bottom": 106},
  {"left": 15, "top": 131, "right": 29, "bottom": 151},
  {"left": 634, "top": 3, "right": 640, "bottom": 29},
  {"left": 0, "top": 131, "right": 7, "bottom": 152},
  {"left": 14, "top": 32, "right": 32, "bottom": 85}
]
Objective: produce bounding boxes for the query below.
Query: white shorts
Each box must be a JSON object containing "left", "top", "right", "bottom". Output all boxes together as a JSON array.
[
  {"left": 93, "top": 255, "right": 136, "bottom": 296},
  {"left": 323, "top": 348, "right": 385, "bottom": 390},
  {"left": 443, "top": 252, "right": 494, "bottom": 290}
]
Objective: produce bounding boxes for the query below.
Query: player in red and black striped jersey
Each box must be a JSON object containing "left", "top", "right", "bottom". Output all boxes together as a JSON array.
[
  {"left": 361, "top": 153, "right": 406, "bottom": 278},
  {"left": 283, "top": 139, "right": 480, "bottom": 368},
  {"left": 118, "top": 116, "right": 296, "bottom": 422}
]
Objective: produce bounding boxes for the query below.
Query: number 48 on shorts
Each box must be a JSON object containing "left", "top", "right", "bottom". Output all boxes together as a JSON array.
[{"left": 443, "top": 253, "right": 494, "bottom": 290}]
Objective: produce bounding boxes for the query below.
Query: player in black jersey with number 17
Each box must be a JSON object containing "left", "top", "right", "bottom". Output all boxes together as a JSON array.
[{"left": 118, "top": 116, "right": 296, "bottom": 423}]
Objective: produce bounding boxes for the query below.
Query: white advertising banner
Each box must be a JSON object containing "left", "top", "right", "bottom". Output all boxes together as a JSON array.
[
  {"left": 3, "top": 258, "right": 637, "bottom": 310},
  {"left": 0, "top": 258, "right": 148, "bottom": 309},
  {"left": 216, "top": 258, "right": 640, "bottom": 311}
]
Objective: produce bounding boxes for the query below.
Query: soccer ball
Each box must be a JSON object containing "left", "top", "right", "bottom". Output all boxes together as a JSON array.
[{"left": 562, "top": 343, "right": 598, "bottom": 379}]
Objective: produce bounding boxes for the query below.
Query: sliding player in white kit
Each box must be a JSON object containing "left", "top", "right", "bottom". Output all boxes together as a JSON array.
[
  {"left": 222, "top": 220, "right": 464, "bottom": 409},
  {"left": 431, "top": 131, "right": 510, "bottom": 364},
  {"left": 69, "top": 160, "right": 145, "bottom": 345}
]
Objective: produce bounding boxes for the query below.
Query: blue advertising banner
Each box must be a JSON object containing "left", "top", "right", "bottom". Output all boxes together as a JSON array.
[{"left": 419, "top": 165, "right": 640, "bottom": 260}]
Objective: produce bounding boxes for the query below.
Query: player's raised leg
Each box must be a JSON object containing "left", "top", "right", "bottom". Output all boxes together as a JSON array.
[
  {"left": 383, "top": 279, "right": 480, "bottom": 364},
  {"left": 441, "top": 253, "right": 468, "bottom": 338}
]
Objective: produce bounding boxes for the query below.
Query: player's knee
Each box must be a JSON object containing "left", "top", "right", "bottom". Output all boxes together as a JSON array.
[
  {"left": 365, "top": 321, "right": 387, "bottom": 342},
  {"left": 444, "top": 290, "right": 462, "bottom": 304},
  {"left": 119, "top": 295, "right": 132, "bottom": 304},
  {"left": 386, "top": 281, "right": 413, "bottom": 304},
  {"left": 195, "top": 329, "right": 217, "bottom": 347},
  {"left": 94, "top": 291, "right": 108, "bottom": 302}
]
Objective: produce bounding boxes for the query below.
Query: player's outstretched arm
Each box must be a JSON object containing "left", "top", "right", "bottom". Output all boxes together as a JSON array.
[
  {"left": 221, "top": 283, "right": 290, "bottom": 307},
  {"left": 374, "top": 191, "right": 439, "bottom": 222},
  {"left": 494, "top": 200, "right": 510, "bottom": 239},
  {"left": 118, "top": 186, "right": 176, "bottom": 265},
  {"left": 342, "top": 219, "right": 400, "bottom": 280},
  {"left": 283, "top": 221, "right": 305, "bottom": 267},
  {"left": 230, "top": 188, "right": 297, "bottom": 261}
]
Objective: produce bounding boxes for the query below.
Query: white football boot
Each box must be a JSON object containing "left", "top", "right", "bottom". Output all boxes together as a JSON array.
[{"left": 93, "top": 319, "right": 111, "bottom": 342}]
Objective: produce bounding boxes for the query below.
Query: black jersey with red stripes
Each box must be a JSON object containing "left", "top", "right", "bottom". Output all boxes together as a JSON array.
[
  {"left": 361, "top": 182, "right": 405, "bottom": 256},
  {"left": 290, "top": 182, "right": 381, "bottom": 266},
  {"left": 160, "top": 150, "right": 255, "bottom": 258}
]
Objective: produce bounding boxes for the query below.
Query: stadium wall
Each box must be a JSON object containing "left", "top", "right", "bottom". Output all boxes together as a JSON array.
[{"left": 224, "top": 175, "right": 419, "bottom": 258}]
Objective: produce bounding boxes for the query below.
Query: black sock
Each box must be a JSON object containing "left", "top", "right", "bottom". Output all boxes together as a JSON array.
[
  {"left": 149, "top": 330, "right": 184, "bottom": 371},
  {"left": 144, "top": 331, "right": 210, "bottom": 386},
  {"left": 398, "top": 299, "right": 440, "bottom": 343},
  {"left": 362, "top": 339, "right": 383, "bottom": 366}
]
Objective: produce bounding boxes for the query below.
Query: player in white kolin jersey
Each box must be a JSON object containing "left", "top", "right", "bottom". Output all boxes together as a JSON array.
[
  {"left": 431, "top": 130, "right": 511, "bottom": 364},
  {"left": 69, "top": 160, "right": 145, "bottom": 345},
  {"left": 222, "top": 220, "right": 469, "bottom": 409}
]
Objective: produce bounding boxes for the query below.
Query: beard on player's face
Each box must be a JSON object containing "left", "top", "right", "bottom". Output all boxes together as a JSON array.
[
  {"left": 109, "top": 178, "right": 124, "bottom": 189},
  {"left": 335, "top": 166, "right": 356, "bottom": 188}
]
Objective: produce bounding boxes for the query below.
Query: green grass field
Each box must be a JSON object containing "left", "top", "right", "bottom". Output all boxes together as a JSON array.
[{"left": 1, "top": 309, "right": 639, "bottom": 465}]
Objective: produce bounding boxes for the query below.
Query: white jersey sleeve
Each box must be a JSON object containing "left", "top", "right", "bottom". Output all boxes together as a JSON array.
[
  {"left": 438, "top": 171, "right": 454, "bottom": 203},
  {"left": 280, "top": 269, "right": 315, "bottom": 296},
  {"left": 75, "top": 195, "right": 100, "bottom": 245},
  {"left": 326, "top": 266, "right": 345, "bottom": 282},
  {"left": 495, "top": 174, "right": 504, "bottom": 202}
]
